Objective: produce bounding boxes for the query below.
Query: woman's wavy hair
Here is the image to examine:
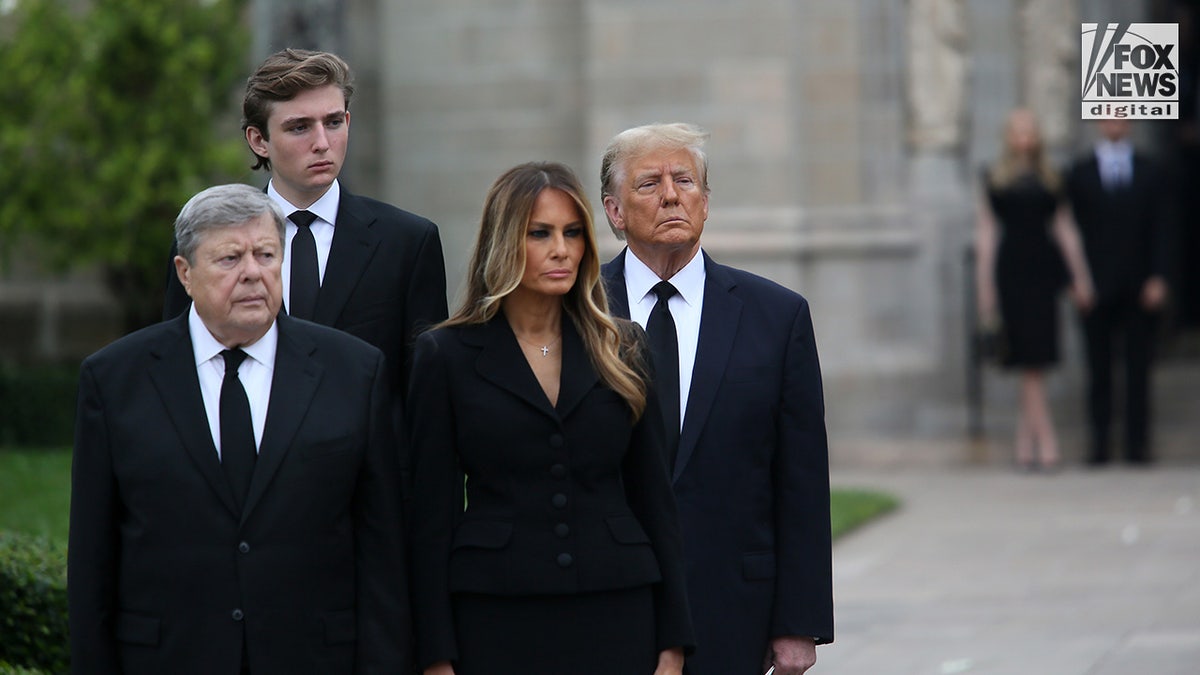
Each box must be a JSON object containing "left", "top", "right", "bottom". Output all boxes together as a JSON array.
[{"left": 443, "top": 161, "right": 648, "bottom": 419}]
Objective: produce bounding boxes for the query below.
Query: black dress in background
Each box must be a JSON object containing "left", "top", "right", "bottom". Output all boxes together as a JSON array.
[{"left": 984, "top": 169, "right": 1070, "bottom": 369}]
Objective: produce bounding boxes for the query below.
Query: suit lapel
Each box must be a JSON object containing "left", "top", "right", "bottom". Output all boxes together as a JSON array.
[
  {"left": 1089, "top": 156, "right": 1104, "bottom": 192},
  {"left": 602, "top": 251, "right": 631, "bottom": 319},
  {"left": 147, "top": 316, "right": 240, "bottom": 518},
  {"left": 675, "top": 255, "right": 741, "bottom": 480},
  {"left": 241, "top": 316, "right": 322, "bottom": 521},
  {"left": 314, "top": 192, "right": 380, "bottom": 325},
  {"left": 471, "top": 315, "right": 559, "bottom": 420}
]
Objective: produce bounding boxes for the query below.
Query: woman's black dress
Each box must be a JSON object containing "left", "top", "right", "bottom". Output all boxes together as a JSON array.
[{"left": 985, "top": 169, "right": 1070, "bottom": 369}]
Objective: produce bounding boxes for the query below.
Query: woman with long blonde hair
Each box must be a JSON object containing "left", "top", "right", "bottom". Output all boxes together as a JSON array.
[
  {"left": 408, "top": 162, "right": 693, "bottom": 674},
  {"left": 976, "top": 109, "right": 1094, "bottom": 470}
]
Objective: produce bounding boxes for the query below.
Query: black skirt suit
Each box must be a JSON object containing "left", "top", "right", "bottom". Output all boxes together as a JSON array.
[{"left": 407, "top": 313, "right": 694, "bottom": 674}]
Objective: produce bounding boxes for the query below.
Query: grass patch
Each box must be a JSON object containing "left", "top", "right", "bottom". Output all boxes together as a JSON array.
[
  {"left": 830, "top": 488, "right": 898, "bottom": 539},
  {"left": 0, "top": 448, "right": 898, "bottom": 547},
  {"left": 0, "top": 449, "right": 72, "bottom": 546}
]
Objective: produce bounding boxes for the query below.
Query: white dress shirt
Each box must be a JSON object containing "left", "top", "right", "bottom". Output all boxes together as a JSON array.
[
  {"left": 268, "top": 179, "right": 341, "bottom": 311},
  {"left": 623, "top": 248, "right": 706, "bottom": 430},
  {"left": 1095, "top": 139, "right": 1133, "bottom": 188},
  {"left": 188, "top": 306, "right": 277, "bottom": 458}
]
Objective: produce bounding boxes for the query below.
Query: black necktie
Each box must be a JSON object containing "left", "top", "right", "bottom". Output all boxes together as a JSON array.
[
  {"left": 289, "top": 210, "right": 319, "bottom": 320},
  {"left": 646, "top": 281, "right": 681, "bottom": 466},
  {"left": 220, "top": 349, "right": 256, "bottom": 511}
]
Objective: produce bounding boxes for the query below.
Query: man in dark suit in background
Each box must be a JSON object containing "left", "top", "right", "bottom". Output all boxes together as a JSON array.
[
  {"left": 1067, "top": 118, "right": 1173, "bottom": 465},
  {"left": 70, "top": 184, "right": 409, "bottom": 674},
  {"left": 600, "top": 123, "right": 833, "bottom": 675},
  {"left": 163, "top": 49, "right": 448, "bottom": 449}
]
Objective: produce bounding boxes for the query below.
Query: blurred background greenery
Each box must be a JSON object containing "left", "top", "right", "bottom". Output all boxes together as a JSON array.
[{"left": 0, "top": 0, "right": 252, "bottom": 333}]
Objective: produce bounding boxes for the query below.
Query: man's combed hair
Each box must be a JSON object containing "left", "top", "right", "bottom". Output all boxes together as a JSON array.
[
  {"left": 242, "top": 49, "right": 355, "bottom": 172},
  {"left": 175, "top": 184, "right": 286, "bottom": 263},
  {"left": 599, "top": 122, "right": 711, "bottom": 239}
]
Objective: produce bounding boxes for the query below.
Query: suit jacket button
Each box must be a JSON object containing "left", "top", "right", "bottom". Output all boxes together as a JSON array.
[
  {"left": 551, "top": 493, "right": 568, "bottom": 509},
  {"left": 231, "top": 609, "right": 244, "bottom": 621},
  {"left": 550, "top": 464, "right": 567, "bottom": 479},
  {"left": 556, "top": 553, "right": 573, "bottom": 568},
  {"left": 549, "top": 434, "right": 564, "bottom": 448},
  {"left": 238, "top": 542, "right": 250, "bottom": 554},
  {"left": 554, "top": 523, "right": 570, "bottom": 538}
]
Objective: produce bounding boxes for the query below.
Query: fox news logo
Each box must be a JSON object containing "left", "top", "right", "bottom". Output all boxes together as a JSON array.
[{"left": 1081, "top": 23, "right": 1178, "bottom": 119}]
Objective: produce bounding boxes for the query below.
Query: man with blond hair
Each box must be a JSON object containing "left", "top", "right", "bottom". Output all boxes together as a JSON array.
[{"left": 600, "top": 123, "right": 834, "bottom": 674}]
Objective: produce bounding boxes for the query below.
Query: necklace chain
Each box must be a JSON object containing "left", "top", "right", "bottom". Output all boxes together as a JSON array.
[{"left": 515, "top": 333, "right": 562, "bottom": 357}]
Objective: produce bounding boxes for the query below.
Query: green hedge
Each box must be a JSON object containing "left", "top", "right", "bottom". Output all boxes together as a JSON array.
[
  {"left": 0, "top": 365, "right": 77, "bottom": 448},
  {"left": 0, "top": 532, "right": 68, "bottom": 674},
  {"left": 0, "top": 662, "right": 51, "bottom": 675}
]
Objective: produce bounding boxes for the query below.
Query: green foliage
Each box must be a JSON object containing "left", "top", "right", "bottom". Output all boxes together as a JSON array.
[
  {"left": 0, "top": 532, "right": 68, "bottom": 674},
  {"left": 0, "top": 365, "right": 77, "bottom": 448},
  {"left": 0, "top": 449, "right": 73, "bottom": 545},
  {"left": 0, "top": 0, "right": 252, "bottom": 330}
]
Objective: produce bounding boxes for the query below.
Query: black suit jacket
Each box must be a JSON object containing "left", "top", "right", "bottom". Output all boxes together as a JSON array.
[
  {"left": 1066, "top": 152, "right": 1172, "bottom": 302},
  {"left": 68, "top": 314, "right": 409, "bottom": 675},
  {"left": 163, "top": 187, "right": 448, "bottom": 412},
  {"left": 603, "top": 250, "right": 834, "bottom": 674},
  {"left": 406, "top": 314, "right": 694, "bottom": 669}
]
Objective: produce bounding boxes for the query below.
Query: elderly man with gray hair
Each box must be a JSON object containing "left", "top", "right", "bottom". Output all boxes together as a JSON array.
[
  {"left": 600, "top": 123, "right": 834, "bottom": 675},
  {"left": 70, "top": 183, "right": 409, "bottom": 675}
]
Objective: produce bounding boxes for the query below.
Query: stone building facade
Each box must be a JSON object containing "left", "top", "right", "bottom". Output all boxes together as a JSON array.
[{"left": 6, "top": 0, "right": 1188, "bottom": 462}]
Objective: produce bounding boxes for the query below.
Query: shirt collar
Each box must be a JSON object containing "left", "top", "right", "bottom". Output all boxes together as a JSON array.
[
  {"left": 624, "top": 247, "right": 706, "bottom": 308},
  {"left": 1095, "top": 139, "right": 1133, "bottom": 161},
  {"left": 267, "top": 179, "right": 341, "bottom": 227},
  {"left": 187, "top": 304, "right": 279, "bottom": 372}
]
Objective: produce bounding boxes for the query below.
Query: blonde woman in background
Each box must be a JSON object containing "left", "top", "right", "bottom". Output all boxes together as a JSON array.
[{"left": 975, "top": 109, "right": 1094, "bottom": 471}]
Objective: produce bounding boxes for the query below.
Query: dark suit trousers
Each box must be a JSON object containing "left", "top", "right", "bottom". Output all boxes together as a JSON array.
[{"left": 1082, "top": 295, "right": 1159, "bottom": 460}]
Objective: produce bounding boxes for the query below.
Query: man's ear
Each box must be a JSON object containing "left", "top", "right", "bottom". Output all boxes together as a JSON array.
[
  {"left": 174, "top": 255, "right": 193, "bottom": 299},
  {"left": 245, "top": 126, "right": 269, "bottom": 162},
  {"left": 602, "top": 195, "right": 626, "bottom": 234}
]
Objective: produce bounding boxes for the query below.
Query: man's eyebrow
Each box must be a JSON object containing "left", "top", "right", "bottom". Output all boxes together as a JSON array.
[
  {"left": 632, "top": 168, "right": 664, "bottom": 182},
  {"left": 279, "top": 110, "right": 346, "bottom": 125}
]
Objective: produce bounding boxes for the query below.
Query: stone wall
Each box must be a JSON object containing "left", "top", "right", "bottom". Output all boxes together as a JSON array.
[{"left": 2, "top": 0, "right": 1165, "bottom": 459}]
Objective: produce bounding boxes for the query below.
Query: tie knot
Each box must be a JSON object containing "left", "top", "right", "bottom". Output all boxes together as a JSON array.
[
  {"left": 290, "top": 210, "right": 318, "bottom": 229},
  {"left": 652, "top": 281, "right": 678, "bottom": 304},
  {"left": 221, "top": 349, "right": 248, "bottom": 377}
]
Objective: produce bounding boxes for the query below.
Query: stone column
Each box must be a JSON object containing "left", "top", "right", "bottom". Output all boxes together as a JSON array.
[
  {"left": 900, "top": 0, "right": 975, "bottom": 441},
  {"left": 251, "top": 0, "right": 346, "bottom": 59},
  {"left": 1019, "top": 0, "right": 1079, "bottom": 151},
  {"left": 906, "top": 0, "right": 968, "bottom": 152}
]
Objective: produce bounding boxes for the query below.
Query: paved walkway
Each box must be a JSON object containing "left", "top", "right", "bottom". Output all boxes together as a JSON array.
[{"left": 819, "top": 464, "right": 1200, "bottom": 674}]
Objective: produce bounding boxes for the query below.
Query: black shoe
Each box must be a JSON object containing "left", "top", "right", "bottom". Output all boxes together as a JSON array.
[
  {"left": 1088, "top": 435, "right": 1110, "bottom": 467},
  {"left": 1125, "top": 453, "right": 1153, "bottom": 467}
]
